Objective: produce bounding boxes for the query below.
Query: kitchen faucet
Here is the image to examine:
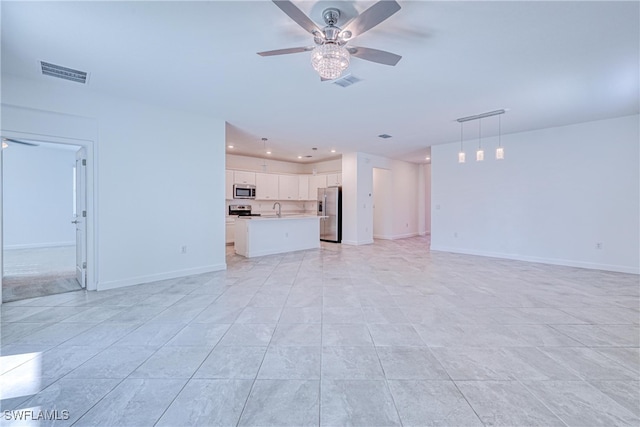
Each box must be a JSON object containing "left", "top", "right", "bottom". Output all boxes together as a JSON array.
[{"left": 273, "top": 202, "right": 281, "bottom": 217}]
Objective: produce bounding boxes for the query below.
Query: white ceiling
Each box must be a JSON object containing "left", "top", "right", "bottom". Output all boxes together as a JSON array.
[{"left": 2, "top": 1, "right": 638, "bottom": 164}]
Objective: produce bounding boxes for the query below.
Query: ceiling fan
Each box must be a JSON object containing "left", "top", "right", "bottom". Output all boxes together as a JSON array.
[{"left": 258, "top": 0, "right": 402, "bottom": 80}]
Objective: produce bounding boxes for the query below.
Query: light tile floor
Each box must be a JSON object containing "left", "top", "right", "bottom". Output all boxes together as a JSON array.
[
  {"left": 1, "top": 236, "right": 638, "bottom": 426},
  {"left": 3, "top": 246, "right": 80, "bottom": 302}
]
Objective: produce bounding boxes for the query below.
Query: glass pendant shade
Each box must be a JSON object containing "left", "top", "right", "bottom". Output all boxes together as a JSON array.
[
  {"left": 496, "top": 147, "right": 504, "bottom": 160},
  {"left": 476, "top": 149, "right": 484, "bottom": 161},
  {"left": 458, "top": 151, "right": 466, "bottom": 163},
  {"left": 311, "top": 43, "right": 350, "bottom": 80}
]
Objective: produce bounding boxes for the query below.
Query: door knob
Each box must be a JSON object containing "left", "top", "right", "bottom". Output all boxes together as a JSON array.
[{"left": 71, "top": 220, "right": 79, "bottom": 224}]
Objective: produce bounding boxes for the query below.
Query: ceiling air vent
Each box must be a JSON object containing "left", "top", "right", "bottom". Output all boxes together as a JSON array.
[
  {"left": 40, "top": 61, "right": 88, "bottom": 84},
  {"left": 333, "top": 74, "right": 361, "bottom": 88},
  {"left": 378, "top": 134, "right": 392, "bottom": 139}
]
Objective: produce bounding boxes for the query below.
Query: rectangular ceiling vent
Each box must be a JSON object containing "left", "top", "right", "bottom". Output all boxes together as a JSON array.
[
  {"left": 40, "top": 61, "right": 88, "bottom": 84},
  {"left": 378, "top": 134, "right": 392, "bottom": 139},
  {"left": 333, "top": 74, "right": 362, "bottom": 88}
]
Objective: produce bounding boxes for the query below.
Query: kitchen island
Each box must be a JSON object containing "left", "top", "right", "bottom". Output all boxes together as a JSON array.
[{"left": 234, "top": 215, "right": 320, "bottom": 258}]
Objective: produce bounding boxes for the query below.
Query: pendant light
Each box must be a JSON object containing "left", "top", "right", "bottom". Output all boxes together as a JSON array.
[
  {"left": 458, "top": 122, "right": 466, "bottom": 163},
  {"left": 476, "top": 119, "right": 484, "bottom": 162},
  {"left": 456, "top": 109, "right": 506, "bottom": 163},
  {"left": 261, "top": 137, "right": 268, "bottom": 172},
  {"left": 496, "top": 114, "right": 504, "bottom": 160}
]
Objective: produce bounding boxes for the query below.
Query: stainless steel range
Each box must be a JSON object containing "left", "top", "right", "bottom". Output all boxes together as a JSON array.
[{"left": 229, "top": 204, "right": 261, "bottom": 217}]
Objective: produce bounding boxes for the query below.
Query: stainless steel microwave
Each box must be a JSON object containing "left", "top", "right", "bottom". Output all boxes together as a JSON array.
[{"left": 233, "top": 184, "right": 256, "bottom": 199}]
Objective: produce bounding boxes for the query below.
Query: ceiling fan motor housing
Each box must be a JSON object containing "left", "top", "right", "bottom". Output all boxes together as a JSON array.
[{"left": 322, "top": 8, "right": 340, "bottom": 26}]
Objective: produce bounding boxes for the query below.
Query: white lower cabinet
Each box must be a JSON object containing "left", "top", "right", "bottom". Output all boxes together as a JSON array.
[{"left": 225, "top": 220, "right": 235, "bottom": 244}]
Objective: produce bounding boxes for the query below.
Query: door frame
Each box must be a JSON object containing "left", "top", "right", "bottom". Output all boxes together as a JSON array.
[{"left": 0, "top": 130, "right": 97, "bottom": 303}]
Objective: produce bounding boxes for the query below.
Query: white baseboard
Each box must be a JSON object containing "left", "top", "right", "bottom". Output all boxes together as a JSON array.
[
  {"left": 97, "top": 263, "right": 227, "bottom": 291},
  {"left": 373, "top": 234, "right": 394, "bottom": 240},
  {"left": 374, "top": 232, "right": 419, "bottom": 240},
  {"left": 430, "top": 245, "right": 639, "bottom": 274},
  {"left": 4, "top": 241, "right": 75, "bottom": 250}
]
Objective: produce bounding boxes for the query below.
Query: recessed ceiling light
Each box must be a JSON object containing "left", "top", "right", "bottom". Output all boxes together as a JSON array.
[
  {"left": 331, "top": 149, "right": 336, "bottom": 153},
  {"left": 297, "top": 156, "right": 302, "bottom": 159},
  {"left": 425, "top": 157, "right": 430, "bottom": 161},
  {"left": 228, "top": 145, "right": 234, "bottom": 149},
  {"left": 266, "top": 151, "right": 272, "bottom": 154}
]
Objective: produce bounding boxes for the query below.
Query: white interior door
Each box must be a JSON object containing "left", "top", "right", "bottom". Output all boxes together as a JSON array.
[{"left": 74, "top": 147, "right": 87, "bottom": 288}]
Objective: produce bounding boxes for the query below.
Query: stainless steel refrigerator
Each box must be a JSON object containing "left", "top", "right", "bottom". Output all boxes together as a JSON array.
[{"left": 317, "top": 186, "right": 342, "bottom": 243}]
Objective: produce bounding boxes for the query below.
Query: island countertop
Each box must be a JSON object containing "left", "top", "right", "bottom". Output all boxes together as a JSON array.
[
  {"left": 236, "top": 214, "right": 319, "bottom": 221},
  {"left": 234, "top": 215, "right": 320, "bottom": 258}
]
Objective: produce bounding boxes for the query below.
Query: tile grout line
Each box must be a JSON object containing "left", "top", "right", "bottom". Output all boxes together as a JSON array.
[{"left": 234, "top": 252, "right": 294, "bottom": 427}]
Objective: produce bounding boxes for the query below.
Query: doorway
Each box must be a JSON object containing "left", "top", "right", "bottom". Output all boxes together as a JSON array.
[{"left": 1, "top": 138, "right": 87, "bottom": 302}]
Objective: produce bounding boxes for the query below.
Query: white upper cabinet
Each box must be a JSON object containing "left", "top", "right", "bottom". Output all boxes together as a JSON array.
[
  {"left": 278, "top": 174, "right": 299, "bottom": 201},
  {"left": 225, "top": 170, "right": 234, "bottom": 200},
  {"left": 234, "top": 170, "right": 256, "bottom": 185},
  {"left": 309, "top": 175, "right": 327, "bottom": 199},
  {"left": 326, "top": 173, "right": 342, "bottom": 186},
  {"left": 255, "top": 173, "right": 279, "bottom": 200},
  {"left": 298, "top": 175, "right": 310, "bottom": 200}
]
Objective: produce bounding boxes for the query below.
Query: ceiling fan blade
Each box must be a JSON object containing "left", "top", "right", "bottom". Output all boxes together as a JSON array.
[
  {"left": 343, "top": 1, "right": 401, "bottom": 39},
  {"left": 257, "top": 46, "right": 314, "bottom": 57},
  {"left": 272, "top": 1, "right": 321, "bottom": 35},
  {"left": 3, "top": 138, "right": 39, "bottom": 147},
  {"left": 347, "top": 46, "right": 402, "bottom": 66}
]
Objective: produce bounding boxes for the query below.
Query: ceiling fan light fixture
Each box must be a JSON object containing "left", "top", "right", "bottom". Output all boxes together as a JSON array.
[{"left": 311, "top": 43, "right": 350, "bottom": 80}]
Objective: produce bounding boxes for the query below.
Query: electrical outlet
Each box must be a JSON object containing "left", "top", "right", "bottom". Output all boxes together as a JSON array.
[
  {"left": 596, "top": 242, "right": 602, "bottom": 250},
  {"left": 180, "top": 245, "right": 187, "bottom": 254},
  {"left": 454, "top": 232, "right": 458, "bottom": 238}
]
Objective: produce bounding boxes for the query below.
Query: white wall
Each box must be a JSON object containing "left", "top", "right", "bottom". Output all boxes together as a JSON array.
[
  {"left": 2, "top": 74, "right": 227, "bottom": 290},
  {"left": 227, "top": 154, "right": 342, "bottom": 175},
  {"left": 373, "top": 168, "right": 393, "bottom": 239},
  {"left": 3, "top": 144, "right": 76, "bottom": 249},
  {"left": 425, "top": 164, "right": 431, "bottom": 234},
  {"left": 390, "top": 160, "right": 420, "bottom": 239},
  {"left": 431, "top": 114, "right": 639, "bottom": 274},
  {"left": 301, "top": 158, "right": 342, "bottom": 174},
  {"left": 342, "top": 152, "right": 421, "bottom": 245},
  {"left": 227, "top": 154, "right": 306, "bottom": 174}
]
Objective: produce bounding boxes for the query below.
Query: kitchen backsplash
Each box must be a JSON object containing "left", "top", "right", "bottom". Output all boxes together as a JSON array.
[{"left": 226, "top": 200, "right": 316, "bottom": 217}]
